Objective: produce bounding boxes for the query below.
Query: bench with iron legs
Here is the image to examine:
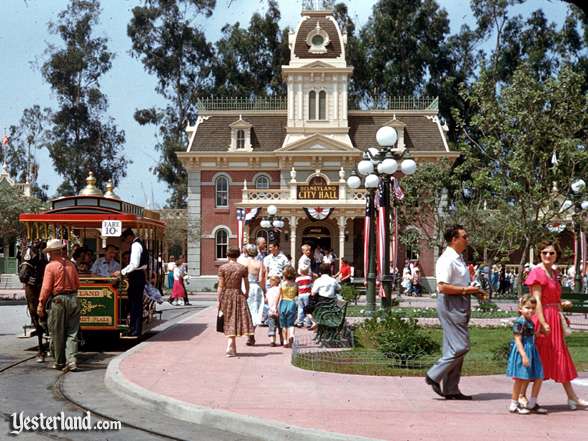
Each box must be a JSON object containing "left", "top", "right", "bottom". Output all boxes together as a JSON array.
[{"left": 313, "top": 298, "right": 349, "bottom": 344}]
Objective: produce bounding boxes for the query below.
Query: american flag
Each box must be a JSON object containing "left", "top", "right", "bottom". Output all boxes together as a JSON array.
[
  {"left": 392, "top": 177, "right": 404, "bottom": 200},
  {"left": 236, "top": 208, "right": 260, "bottom": 251},
  {"left": 236, "top": 208, "right": 246, "bottom": 251}
]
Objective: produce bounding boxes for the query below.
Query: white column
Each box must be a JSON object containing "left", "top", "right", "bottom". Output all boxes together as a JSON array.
[
  {"left": 290, "top": 215, "right": 298, "bottom": 263},
  {"left": 187, "top": 170, "right": 201, "bottom": 276},
  {"left": 338, "top": 216, "right": 347, "bottom": 262}
]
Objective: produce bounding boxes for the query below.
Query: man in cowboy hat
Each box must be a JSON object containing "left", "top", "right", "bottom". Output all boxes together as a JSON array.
[{"left": 37, "top": 239, "right": 81, "bottom": 372}]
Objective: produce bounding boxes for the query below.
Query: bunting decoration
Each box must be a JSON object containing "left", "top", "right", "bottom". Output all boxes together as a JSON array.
[{"left": 303, "top": 207, "right": 333, "bottom": 221}]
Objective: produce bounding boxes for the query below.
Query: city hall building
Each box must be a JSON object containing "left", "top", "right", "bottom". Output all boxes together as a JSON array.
[{"left": 178, "top": 4, "right": 457, "bottom": 289}]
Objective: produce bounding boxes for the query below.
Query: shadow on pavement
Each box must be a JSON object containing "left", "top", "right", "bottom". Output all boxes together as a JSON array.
[
  {"left": 152, "top": 323, "right": 207, "bottom": 342},
  {"left": 233, "top": 352, "right": 284, "bottom": 357},
  {"left": 472, "top": 392, "right": 512, "bottom": 401}
]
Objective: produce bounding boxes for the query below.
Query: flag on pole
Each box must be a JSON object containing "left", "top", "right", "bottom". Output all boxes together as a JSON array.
[
  {"left": 581, "top": 231, "right": 586, "bottom": 277},
  {"left": 392, "top": 177, "right": 404, "bottom": 200},
  {"left": 375, "top": 180, "right": 387, "bottom": 297},
  {"left": 1, "top": 135, "right": 8, "bottom": 145},
  {"left": 236, "top": 208, "right": 246, "bottom": 251},
  {"left": 363, "top": 196, "right": 371, "bottom": 283}
]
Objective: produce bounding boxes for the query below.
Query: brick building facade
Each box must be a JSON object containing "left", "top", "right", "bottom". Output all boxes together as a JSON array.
[{"left": 179, "top": 3, "right": 457, "bottom": 289}]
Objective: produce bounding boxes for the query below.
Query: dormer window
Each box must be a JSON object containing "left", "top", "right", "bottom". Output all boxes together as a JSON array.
[
  {"left": 229, "top": 116, "right": 253, "bottom": 152},
  {"left": 308, "top": 90, "right": 327, "bottom": 121},
  {"left": 236, "top": 130, "right": 245, "bottom": 149},
  {"left": 306, "top": 22, "right": 329, "bottom": 54}
]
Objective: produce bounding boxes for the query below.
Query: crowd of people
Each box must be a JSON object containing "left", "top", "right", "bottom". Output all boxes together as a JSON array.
[
  {"left": 215, "top": 237, "right": 347, "bottom": 357},
  {"left": 425, "top": 225, "right": 587, "bottom": 413}
]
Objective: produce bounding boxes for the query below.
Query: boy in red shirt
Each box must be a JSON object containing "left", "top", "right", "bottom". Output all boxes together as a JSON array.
[{"left": 295, "top": 266, "right": 313, "bottom": 329}]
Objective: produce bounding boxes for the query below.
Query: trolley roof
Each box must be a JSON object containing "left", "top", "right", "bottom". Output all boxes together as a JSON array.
[{"left": 19, "top": 194, "right": 165, "bottom": 230}]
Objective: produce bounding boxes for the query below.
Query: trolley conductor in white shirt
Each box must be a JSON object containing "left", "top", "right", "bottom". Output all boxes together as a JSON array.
[
  {"left": 113, "top": 228, "right": 148, "bottom": 337},
  {"left": 425, "top": 224, "right": 485, "bottom": 400}
]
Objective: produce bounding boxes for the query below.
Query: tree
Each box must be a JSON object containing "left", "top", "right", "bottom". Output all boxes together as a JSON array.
[
  {"left": 3, "top": 106, "right": 51, "bottom": 199},
  {"left": 212, "top": 0, "right": 289, "bottom": 97},
  {"left": 42, "top": 0, "right": 128, "bottom": 196},
  {"left": 128, "top": 0, "right": 216, "bottom": 208},
  {"left": 0, "top": 184, "right": 47, "bottom": 255},
  {"left": 455, "top": 63, "right": 588, "bottom": 282},
  {"left": 399, "top": 160, "right": 455, "bottom": 255},
  {"left": 355, "top": 0, "right": 450, "bottom": 106}
]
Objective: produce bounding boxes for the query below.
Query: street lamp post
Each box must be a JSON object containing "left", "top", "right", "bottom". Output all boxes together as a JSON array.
[
  {"left": 347, "top": 126, "right": 417, "bottom": 313},
  {"left": 568, "top": 179, "right": 588, "bottom": 292},
  {"left": 260, "top": 204, "right": 285, "bottom": 243}
]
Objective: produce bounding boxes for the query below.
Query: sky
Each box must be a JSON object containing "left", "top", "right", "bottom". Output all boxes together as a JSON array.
[{"left": 0, "top": 0, "right": 571, "bottom": 207}]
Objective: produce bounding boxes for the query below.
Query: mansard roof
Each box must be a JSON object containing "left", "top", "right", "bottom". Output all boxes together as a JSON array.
[
  {"left": 188, "top": 112, "right": 448, "bottom": 153},
  {"left": 294, "top": 16, "right": 342, "bottom": 59}
]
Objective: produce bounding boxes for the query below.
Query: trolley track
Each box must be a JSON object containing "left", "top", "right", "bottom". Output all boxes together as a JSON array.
[{"left": 0, "top": 306, "right": 210, "bottom": 441}]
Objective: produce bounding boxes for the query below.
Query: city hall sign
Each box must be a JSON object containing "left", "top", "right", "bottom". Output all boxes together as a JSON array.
[{"left": 297, "top": 176, "right": 339, "bottom": 200}]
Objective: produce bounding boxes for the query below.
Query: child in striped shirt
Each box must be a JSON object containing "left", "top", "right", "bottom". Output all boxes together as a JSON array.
[{"left": 295, "top": 266, "right": 313, "bottom": 329}]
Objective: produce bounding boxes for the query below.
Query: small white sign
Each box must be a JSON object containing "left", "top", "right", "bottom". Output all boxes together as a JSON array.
[{"left": 101, "top": 220, "right": 122, "bottom": 237}]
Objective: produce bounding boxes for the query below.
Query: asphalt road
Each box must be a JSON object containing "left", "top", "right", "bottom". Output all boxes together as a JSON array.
[{"left": 0, "top": 302, "right": 260, "bottom": 441}]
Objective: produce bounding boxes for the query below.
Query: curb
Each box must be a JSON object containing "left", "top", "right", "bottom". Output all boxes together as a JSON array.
[{"left": 105, "top": 307, "right": 381, "bottom": 441}]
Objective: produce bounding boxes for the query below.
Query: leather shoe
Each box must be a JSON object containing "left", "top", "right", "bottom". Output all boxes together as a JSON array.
[
  {"left": 425, "top": 375, "right": 444, "bottom": 398},
  {"left": 445, "top": 393, "right": 472, "bottom": 400}
]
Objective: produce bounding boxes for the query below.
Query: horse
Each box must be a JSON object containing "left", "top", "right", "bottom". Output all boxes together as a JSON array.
[{"left": 19, "top": 240, "right": 48, "bottom": 361}]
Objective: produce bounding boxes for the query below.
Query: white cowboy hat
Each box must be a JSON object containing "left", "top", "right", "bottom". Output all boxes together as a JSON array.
[{"left": 42, "top": 239, "right": 66, "bottom": 253}]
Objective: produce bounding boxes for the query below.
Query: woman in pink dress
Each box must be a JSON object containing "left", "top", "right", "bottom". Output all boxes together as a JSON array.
[{"left": 524, "top": 240, "right": 587, "bottom": 410}]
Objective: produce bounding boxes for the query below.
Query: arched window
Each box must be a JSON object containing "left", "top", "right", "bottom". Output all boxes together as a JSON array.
[
  {"left": 256, "top": 229, "right": 269, "bottom": 243},
  {"left": 215, "top": 175, "right": 229, "bottom": 207},
  {"left": 254, "top": 175, "right": 270, "bottom": 189},
  {"left": 308, "top": 91, "right": 317, "bottom": 120},
  {"left": 318, "top": 91, "right": 326, "bottom": 120},
  {"left": 215, "top": 228, "right": 229, "bottom": 259},
  {"left": 236, "top": 129, "right": 245, "bottom": 149}
]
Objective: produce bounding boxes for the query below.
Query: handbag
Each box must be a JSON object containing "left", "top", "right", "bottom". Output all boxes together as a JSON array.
[
  {"left": 560, "top": 312, "right": 572, "bottom": 337},
  {"left": 216, "top": 310, "right": 224, "bottom": 333}
]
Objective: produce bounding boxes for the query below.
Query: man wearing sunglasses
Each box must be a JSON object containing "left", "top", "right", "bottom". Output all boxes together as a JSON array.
[{"left": 425, "top": 224, "right": 484, "bottom": 400}]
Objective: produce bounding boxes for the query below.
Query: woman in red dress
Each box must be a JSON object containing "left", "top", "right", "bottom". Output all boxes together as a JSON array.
[{"left": 524, "top": 240, "right": 587, "bottom": 410}]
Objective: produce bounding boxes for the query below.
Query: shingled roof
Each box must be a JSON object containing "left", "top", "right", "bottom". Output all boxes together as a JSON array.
[
  {"left": 189, "top": 113, "right": 446, "bottom": 153},
  {"left": 294, "top": 16, "right": 342, "bottom": 59},
  {"left": 349, "top": 114, "right": 447, "bottom": 152}
]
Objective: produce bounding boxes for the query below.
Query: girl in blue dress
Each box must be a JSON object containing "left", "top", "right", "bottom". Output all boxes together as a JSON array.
[{"left": 506, "top": 294, "right": 545, "bottom": 414}]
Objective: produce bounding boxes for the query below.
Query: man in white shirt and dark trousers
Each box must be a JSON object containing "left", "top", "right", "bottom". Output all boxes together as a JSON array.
[
  {"left": 425, "top": 225, "right": 483, "bottom": 400},
  {"left": 114, "top": 229, "right": 148, "bottom": 337}
]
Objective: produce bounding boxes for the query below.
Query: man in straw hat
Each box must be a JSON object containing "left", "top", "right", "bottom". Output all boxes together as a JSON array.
[{"left": 37, "top": 239, "right": 81, "bottom": 372}]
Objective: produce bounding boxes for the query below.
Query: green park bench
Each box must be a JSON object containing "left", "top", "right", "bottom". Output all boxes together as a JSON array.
[
  {"left": 313, "top": 298, "right": 350, "bottom": 344},
  {"left": 561, "top": 288, "right": 588, "bottom": 317},
  {"left": 522, "top": 286, "right": 588, "bottom": 317}
]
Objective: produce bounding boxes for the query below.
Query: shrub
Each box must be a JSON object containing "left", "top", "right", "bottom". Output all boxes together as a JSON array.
[
  {"left": 492, "top": 340, "right": 512, "bottom": 362},
  {"left": 476, "top": 301, "right": 499, "bottom": 312},
  {"left": 355, "top": 310, "right": 440, "bottom": 366},
  {"left": 340, "top": 284, "right": 358, "bottom": 303}
]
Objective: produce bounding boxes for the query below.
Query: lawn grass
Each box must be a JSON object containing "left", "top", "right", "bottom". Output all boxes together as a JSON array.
[{"left": 293, "top": 327, "right": 588, "bottom": 377}]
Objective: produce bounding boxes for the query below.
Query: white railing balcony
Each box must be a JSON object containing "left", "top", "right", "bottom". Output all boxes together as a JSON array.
[{"left": 242, "top": 187, "right": 367, "bottom": 202}]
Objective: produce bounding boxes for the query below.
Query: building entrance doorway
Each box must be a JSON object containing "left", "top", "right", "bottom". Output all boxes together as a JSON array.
[{"left": 301, "top": 225, "right": 332, "bottom": 251}]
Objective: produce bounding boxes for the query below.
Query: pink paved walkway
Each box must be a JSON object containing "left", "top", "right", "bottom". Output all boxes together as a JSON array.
[{"left": 118, "top": 307, "right": 588, "bottom": 441}]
